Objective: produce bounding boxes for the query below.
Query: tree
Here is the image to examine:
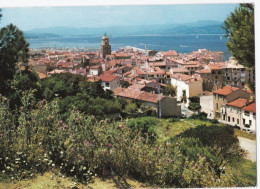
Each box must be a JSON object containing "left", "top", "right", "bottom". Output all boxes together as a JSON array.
[
  {"left": 0, "top": 24, "right": 29, "bottom": 92},
  {"left": 163, "top": 84, "right": 176, "bottom": 97},
  {"left": 222, "top": 4, "right": 254, "bottom": 68},
  {"left": 177, "top": 125, "right": 245, "bottom": 178},
  {"left": 148, "top": 50, "right": 158, "bottom": 56}
]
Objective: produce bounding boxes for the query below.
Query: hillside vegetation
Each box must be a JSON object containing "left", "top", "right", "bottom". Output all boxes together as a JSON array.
[{"left": 0, "top": 93, "right": 256, "bottom": 188}]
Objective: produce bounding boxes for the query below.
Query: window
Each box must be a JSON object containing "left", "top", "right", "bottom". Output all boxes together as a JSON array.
[
  {"left": 222, "top": 96, "right": 225, "bottom": 102},
  {"left": 243, "top": 119, "right": 245, "bottom": 125},
  {"left": 212, "top": 71, "right": 215, "bottom": 74},
  {"left": 249, "top": 120, "right": 252, "bottom": 126},
  {"left": 232, "top": 117, "right": 235, "bottom": 122},
  {"left": 237, "top": 119, "right": 239, "bottom": 124},
  {"left": 216, "top": 103, "right": 218, "bottom": 110},
  {"left": 218, "top": 71, "right": 221, "bottom": 74},
  {"left": 105, "top": 82, "right": 109, "bottom": 87},
  {"left": 228, "top": 116, "right": 230, "bottom": 122},
  {"left": 253, "top": 113, "right": 256, "bottom": 117},
  {"left": 244, "top": 111, "right": 250, "bottom": 116}
]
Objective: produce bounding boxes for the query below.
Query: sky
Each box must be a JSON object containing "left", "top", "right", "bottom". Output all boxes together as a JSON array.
[{"left": 0, "top": 4, "right": 238, "bottom": 31}]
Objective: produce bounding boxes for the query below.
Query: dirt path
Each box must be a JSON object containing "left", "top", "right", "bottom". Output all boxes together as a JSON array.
[{"left": 238, "top": 137, "right": 256, "bottom": 162}]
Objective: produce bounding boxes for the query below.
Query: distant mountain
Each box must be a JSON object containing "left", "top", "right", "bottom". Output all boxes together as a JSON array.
[
  {"left": 24, "top": 32, "right": 61, "bottom": 39},
  {"left": 24, "top": 20, "right": 225, "bottom": 37}
]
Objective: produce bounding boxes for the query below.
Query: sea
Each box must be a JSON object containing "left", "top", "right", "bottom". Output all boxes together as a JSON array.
[{"left": 27, "top": 34, "right": 231, "bottom": 60}]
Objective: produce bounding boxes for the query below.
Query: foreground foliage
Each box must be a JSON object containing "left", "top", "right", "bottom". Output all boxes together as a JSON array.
[{"left": 0, "top": 92, "right": 253, "bottom": 188}]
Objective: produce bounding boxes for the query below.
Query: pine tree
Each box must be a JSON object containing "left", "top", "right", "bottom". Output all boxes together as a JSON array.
[
  {"left": 222, "top": 4, "right": 254, "bottom": 68},
  {"left": 0, "top": 24, "right": 29, "bottom": 81}
]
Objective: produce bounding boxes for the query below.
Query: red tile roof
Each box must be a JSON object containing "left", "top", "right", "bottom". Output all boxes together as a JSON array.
[
  {"left": 113, "top": 85, "right": 165, "bottom": 103},
  {"left": 213, "top": 85, "right": 240, "bottom": 96},
  {"left": 138, "top": 92, "right": 164, "bottom": 103},
  {"left": 227, "top": 98, "right": 248, "bottom": 108},
  {"left": 171, "top": 73, "right": 202, "bottom": 84},
  {"left": 103, "top": 69, "right": 117, "bottom": 75},
  {"left": 99, "top": 74, "right": 118, "bottom": 82},
  {"left": 161, "top": 50, "right": 178, "bottom": 56},
  {"left": 242, "top": 103, "right": 256, "bottom": 113},
  {"left": 171, "top": 68, "right": 189, "bottom": 73},
  {"left": 208, "top": 64, "right": 223, "bottom": 70},
  {"left": 196, "top": 69, "right": 211, "bottom": 74}
]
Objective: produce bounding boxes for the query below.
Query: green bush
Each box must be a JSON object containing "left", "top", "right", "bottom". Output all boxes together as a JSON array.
[
  {"left": 127, "top": 117, "right": 158, "bottom": 144},
  {"left": 124, "top": 102, "right": 138, "bottom": 114},
  {"left": 210, "top": 119, "right": 219, "bottom": 124},
  {"left": 189, "top": 112, "right": 208, "bottom": 120},
  {"left": 188, "top": 102, "right": 201, "bottom": 111}
]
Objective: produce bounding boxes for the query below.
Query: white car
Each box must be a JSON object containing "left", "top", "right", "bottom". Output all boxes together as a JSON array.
[{"left": 242, "top": 128, "right": 253, "bottom": 133}]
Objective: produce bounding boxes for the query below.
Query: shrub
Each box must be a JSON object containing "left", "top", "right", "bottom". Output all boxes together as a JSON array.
[
  {"left": 124, "top": 102, "right": 138, "bottom": 114},
  {"left": 127, "top": 117, "right": 158, "bottom": 144},
  {"left": 189, "top": 112, "right": 208, "bottom": 120},
  {"left": 170, "top": 118, "right": 180, "bottom": 122},
  {"left": 188, "top": 102, "right": 201, "bottom": 111},
  {"left": 210, "top": 119, "right": 219, "bottom": 124},
  {"left": 233, "top": 125, "right": 241, "bottom": 130}
]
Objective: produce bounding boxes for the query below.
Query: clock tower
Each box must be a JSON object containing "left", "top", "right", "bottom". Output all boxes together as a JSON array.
[{"left": 100, "top": 32, "right": 111, "bottom": 58}]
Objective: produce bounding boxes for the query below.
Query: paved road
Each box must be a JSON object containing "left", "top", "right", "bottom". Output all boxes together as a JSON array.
[{"left": 238, "top": 137, "right": 256, "bottom": 162}]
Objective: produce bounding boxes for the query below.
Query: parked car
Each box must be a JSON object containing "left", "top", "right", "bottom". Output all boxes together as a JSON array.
[{"left": 242, "top": 128, "right": 253, "bottom": 133}]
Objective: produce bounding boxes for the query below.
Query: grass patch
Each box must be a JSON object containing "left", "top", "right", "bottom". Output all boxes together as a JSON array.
[
  {"left": 234, "top": 129, "right": 256, "bottom": 140},
  {"left": 154, "top": 119, "right": 213, "bottom": 143},
  {"left": 0, "top": 171, "right": 145, "bottom": 189},
  {"left": 228, "top": 158, "right": 256, "bottom": 187}
]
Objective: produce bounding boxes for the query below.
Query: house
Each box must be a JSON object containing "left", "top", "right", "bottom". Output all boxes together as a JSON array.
[
  {"left": 225, "top": 98, "right": 249, "bottom": 126},
  {"left": 99, "top": 74, "right": 120, "bottom": 91},
  {"left": 89, "top": 65, "right": 102, "bottom": 76},
  {"left": 200, "top": 91, "right": 214, "bottom": 119},
  {"left": 241, "top": 103, "right": 256, "bottom": 132},
  {"left": 196, "top": 63, "right": 223, "bottom": 92},
  {"left": 171, "top": 73, "right": 203, "bottom": 105},
  {"left": 213, "top": 85, "right": 251, "bottom": 121},
  {"left": 113, "top": 86, "right": 181, "bottom": 118},
  {"left": 141, "top": 81, "right": 165, "bottom": 94}
]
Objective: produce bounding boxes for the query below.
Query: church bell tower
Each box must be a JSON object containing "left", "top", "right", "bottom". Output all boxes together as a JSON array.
[{"left": 101, "top": 32, "right": 111, "bottom": 58}]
